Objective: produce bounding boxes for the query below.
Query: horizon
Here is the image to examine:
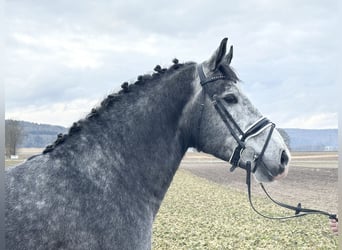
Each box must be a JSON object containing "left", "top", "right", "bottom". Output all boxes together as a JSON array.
[{"left": 7, "top": 119, "right": 338, "bottom": 131}]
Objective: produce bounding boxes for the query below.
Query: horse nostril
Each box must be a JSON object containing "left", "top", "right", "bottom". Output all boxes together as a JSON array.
[{"left": 280, "top": 150, "right": 289, "bottom": 167}]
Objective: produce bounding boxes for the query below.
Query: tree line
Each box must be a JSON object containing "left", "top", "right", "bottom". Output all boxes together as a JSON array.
[
  {"left": 4, "top": 119, "right": 292, "bottom": 159},
  {"left": 5, "top": 119, "right": 24, "bottom": 157}
]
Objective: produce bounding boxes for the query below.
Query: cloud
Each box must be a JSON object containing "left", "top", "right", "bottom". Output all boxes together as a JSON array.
[
  {"left": 4, "top": 0, "right": 338, "bottom": 129},
  {"left": 9, "top": 32, "right": 162, "bottom": 70},
  {"left": 6, "top": 98, "right": 99, "bottom": 127},
  {"left": 281, "top": 113, "right": 338, "bottom": 129}
]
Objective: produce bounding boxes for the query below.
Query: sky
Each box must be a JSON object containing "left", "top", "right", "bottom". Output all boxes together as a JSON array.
[{"left": 4, "top": 0, "right": 339, "bottom": 129}]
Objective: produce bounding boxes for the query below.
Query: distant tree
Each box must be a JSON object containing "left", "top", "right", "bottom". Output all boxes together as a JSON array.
[
  {"left": 277, "top": 128, "right": 291, "bottom": 150},
  {"left": 5, "top": 120, "right": 23, "bottom": 157}
]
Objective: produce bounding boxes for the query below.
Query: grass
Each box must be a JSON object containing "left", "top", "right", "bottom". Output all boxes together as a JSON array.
[{"left": 152, "top": 170, "right": 338, "bottom": 250}]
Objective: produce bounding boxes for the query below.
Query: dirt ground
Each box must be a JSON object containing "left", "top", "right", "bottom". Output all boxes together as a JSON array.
[{"left": 180, "top": 152, "right": 338, "bottom": 215}]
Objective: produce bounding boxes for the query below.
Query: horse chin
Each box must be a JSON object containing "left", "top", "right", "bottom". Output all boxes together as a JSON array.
[
  {"left": 253, "top": 172, "right": 273, "bottom": 183},
  {"left": 273, "top": 166, "right": 289, "bottom": 181},
  {"left": 253, "top": 166, "right": 289, "bottom": 183}
]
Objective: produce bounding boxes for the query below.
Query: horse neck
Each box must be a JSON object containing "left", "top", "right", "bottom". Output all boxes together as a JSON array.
[{"left": 52, "top": 63, "right": 197, "bottom": 212}]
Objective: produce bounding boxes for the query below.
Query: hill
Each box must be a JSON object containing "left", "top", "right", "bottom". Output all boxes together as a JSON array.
[
  {"left": 13, "top": 121, "right": 338, "bottom": 151},
  {"left": 18, "top": 121, "right": 67, "bottom": 148},
  {"left": 285, "top": 128, "right": 338, "bottom": 151}
]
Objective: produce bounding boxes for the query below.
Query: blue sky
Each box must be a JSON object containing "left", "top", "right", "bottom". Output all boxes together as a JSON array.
[{"left": 4, "top": 0, "right": 338, "bottom": 128}]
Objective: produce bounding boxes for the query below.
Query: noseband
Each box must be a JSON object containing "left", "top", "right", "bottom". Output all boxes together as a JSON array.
[{"left": 196, "top": 64, "right": 338, "bottom": 222}]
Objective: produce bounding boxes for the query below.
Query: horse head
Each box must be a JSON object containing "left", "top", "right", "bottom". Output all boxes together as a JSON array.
[{"left": 189, "top": 38, "right": 290, "bottom": 183}]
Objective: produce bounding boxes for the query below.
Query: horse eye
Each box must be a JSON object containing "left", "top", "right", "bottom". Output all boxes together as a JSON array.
[{"left": 223, "top": 93, "right": 238, "bottom": 104}]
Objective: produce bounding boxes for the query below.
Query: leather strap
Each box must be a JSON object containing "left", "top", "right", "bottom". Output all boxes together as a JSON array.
[
  {"left": 245, "top": 161, "right": 338, "bottom": 221},
  {"left": 196, "top": 63, "right": 338, "bottom": 222},
  {"left": 197, "top": 64, "right": 226, "bottom": 86}
]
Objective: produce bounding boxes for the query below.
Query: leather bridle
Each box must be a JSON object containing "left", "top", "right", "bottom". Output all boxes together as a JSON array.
[
  {"left": 196, "top": 64, "right": 275, "bottom": 176},
  {"left": 196, "top": 63, "right": 338, "bottom": 222}
]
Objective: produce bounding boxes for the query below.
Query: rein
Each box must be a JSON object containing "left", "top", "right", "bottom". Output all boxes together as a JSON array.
[
  {"left": 244, "top": 161, "right": 338, "bottom": 221},
  {"left": 196, "top": 64, "right": 338, "bottom": 222}
]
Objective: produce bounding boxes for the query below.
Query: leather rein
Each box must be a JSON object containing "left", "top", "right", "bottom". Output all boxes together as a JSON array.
[{"left": 196, "top": 64, "right": 338, "bottom": 222}]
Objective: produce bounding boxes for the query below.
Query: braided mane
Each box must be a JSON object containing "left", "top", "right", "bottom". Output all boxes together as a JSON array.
[{"left": 42, "top": 59, "right": 186, "bottom": 154}]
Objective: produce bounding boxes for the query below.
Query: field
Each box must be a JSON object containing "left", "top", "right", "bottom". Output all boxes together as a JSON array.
[
  {"left": 153, "top": 151, "right": 338, "bottom": 249},
  {"left": 5, "top": 149, "right": 339, "bottom": 249},
  {"left": 152, "top": 170, "right": 337, "bottom": 249},
  {"left": 181, "top": 151, "right": 338, "bottom": 213},
  {"left": 4, "top": 148, "right": 43, "bottom": 167}
]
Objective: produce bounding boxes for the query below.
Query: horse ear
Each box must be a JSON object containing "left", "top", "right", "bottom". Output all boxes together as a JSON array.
[
  {"left": 225, "top": 45, "right": 233, "bottom": 65},
  {"left": 207, "top": 38, "right": 228, "bottom": 71}
]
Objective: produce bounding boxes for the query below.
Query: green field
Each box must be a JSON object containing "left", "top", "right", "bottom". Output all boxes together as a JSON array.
[{"left": 152, "top": 170, "right": 337, "bottom": 250}]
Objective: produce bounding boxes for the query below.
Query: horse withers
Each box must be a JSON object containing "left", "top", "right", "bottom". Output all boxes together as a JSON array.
[{"left": 5, "top": 38, "right": 290, "bottom": 249}]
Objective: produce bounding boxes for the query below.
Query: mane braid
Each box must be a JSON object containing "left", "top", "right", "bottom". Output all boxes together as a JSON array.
[{"left": 41, "top": 59, "right": 186, "bottom": 155}]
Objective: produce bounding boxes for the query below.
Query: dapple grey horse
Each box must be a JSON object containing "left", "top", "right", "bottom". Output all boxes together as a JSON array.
[{"left": 5, "top": 38, "right": 290, "bottom": 249}]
